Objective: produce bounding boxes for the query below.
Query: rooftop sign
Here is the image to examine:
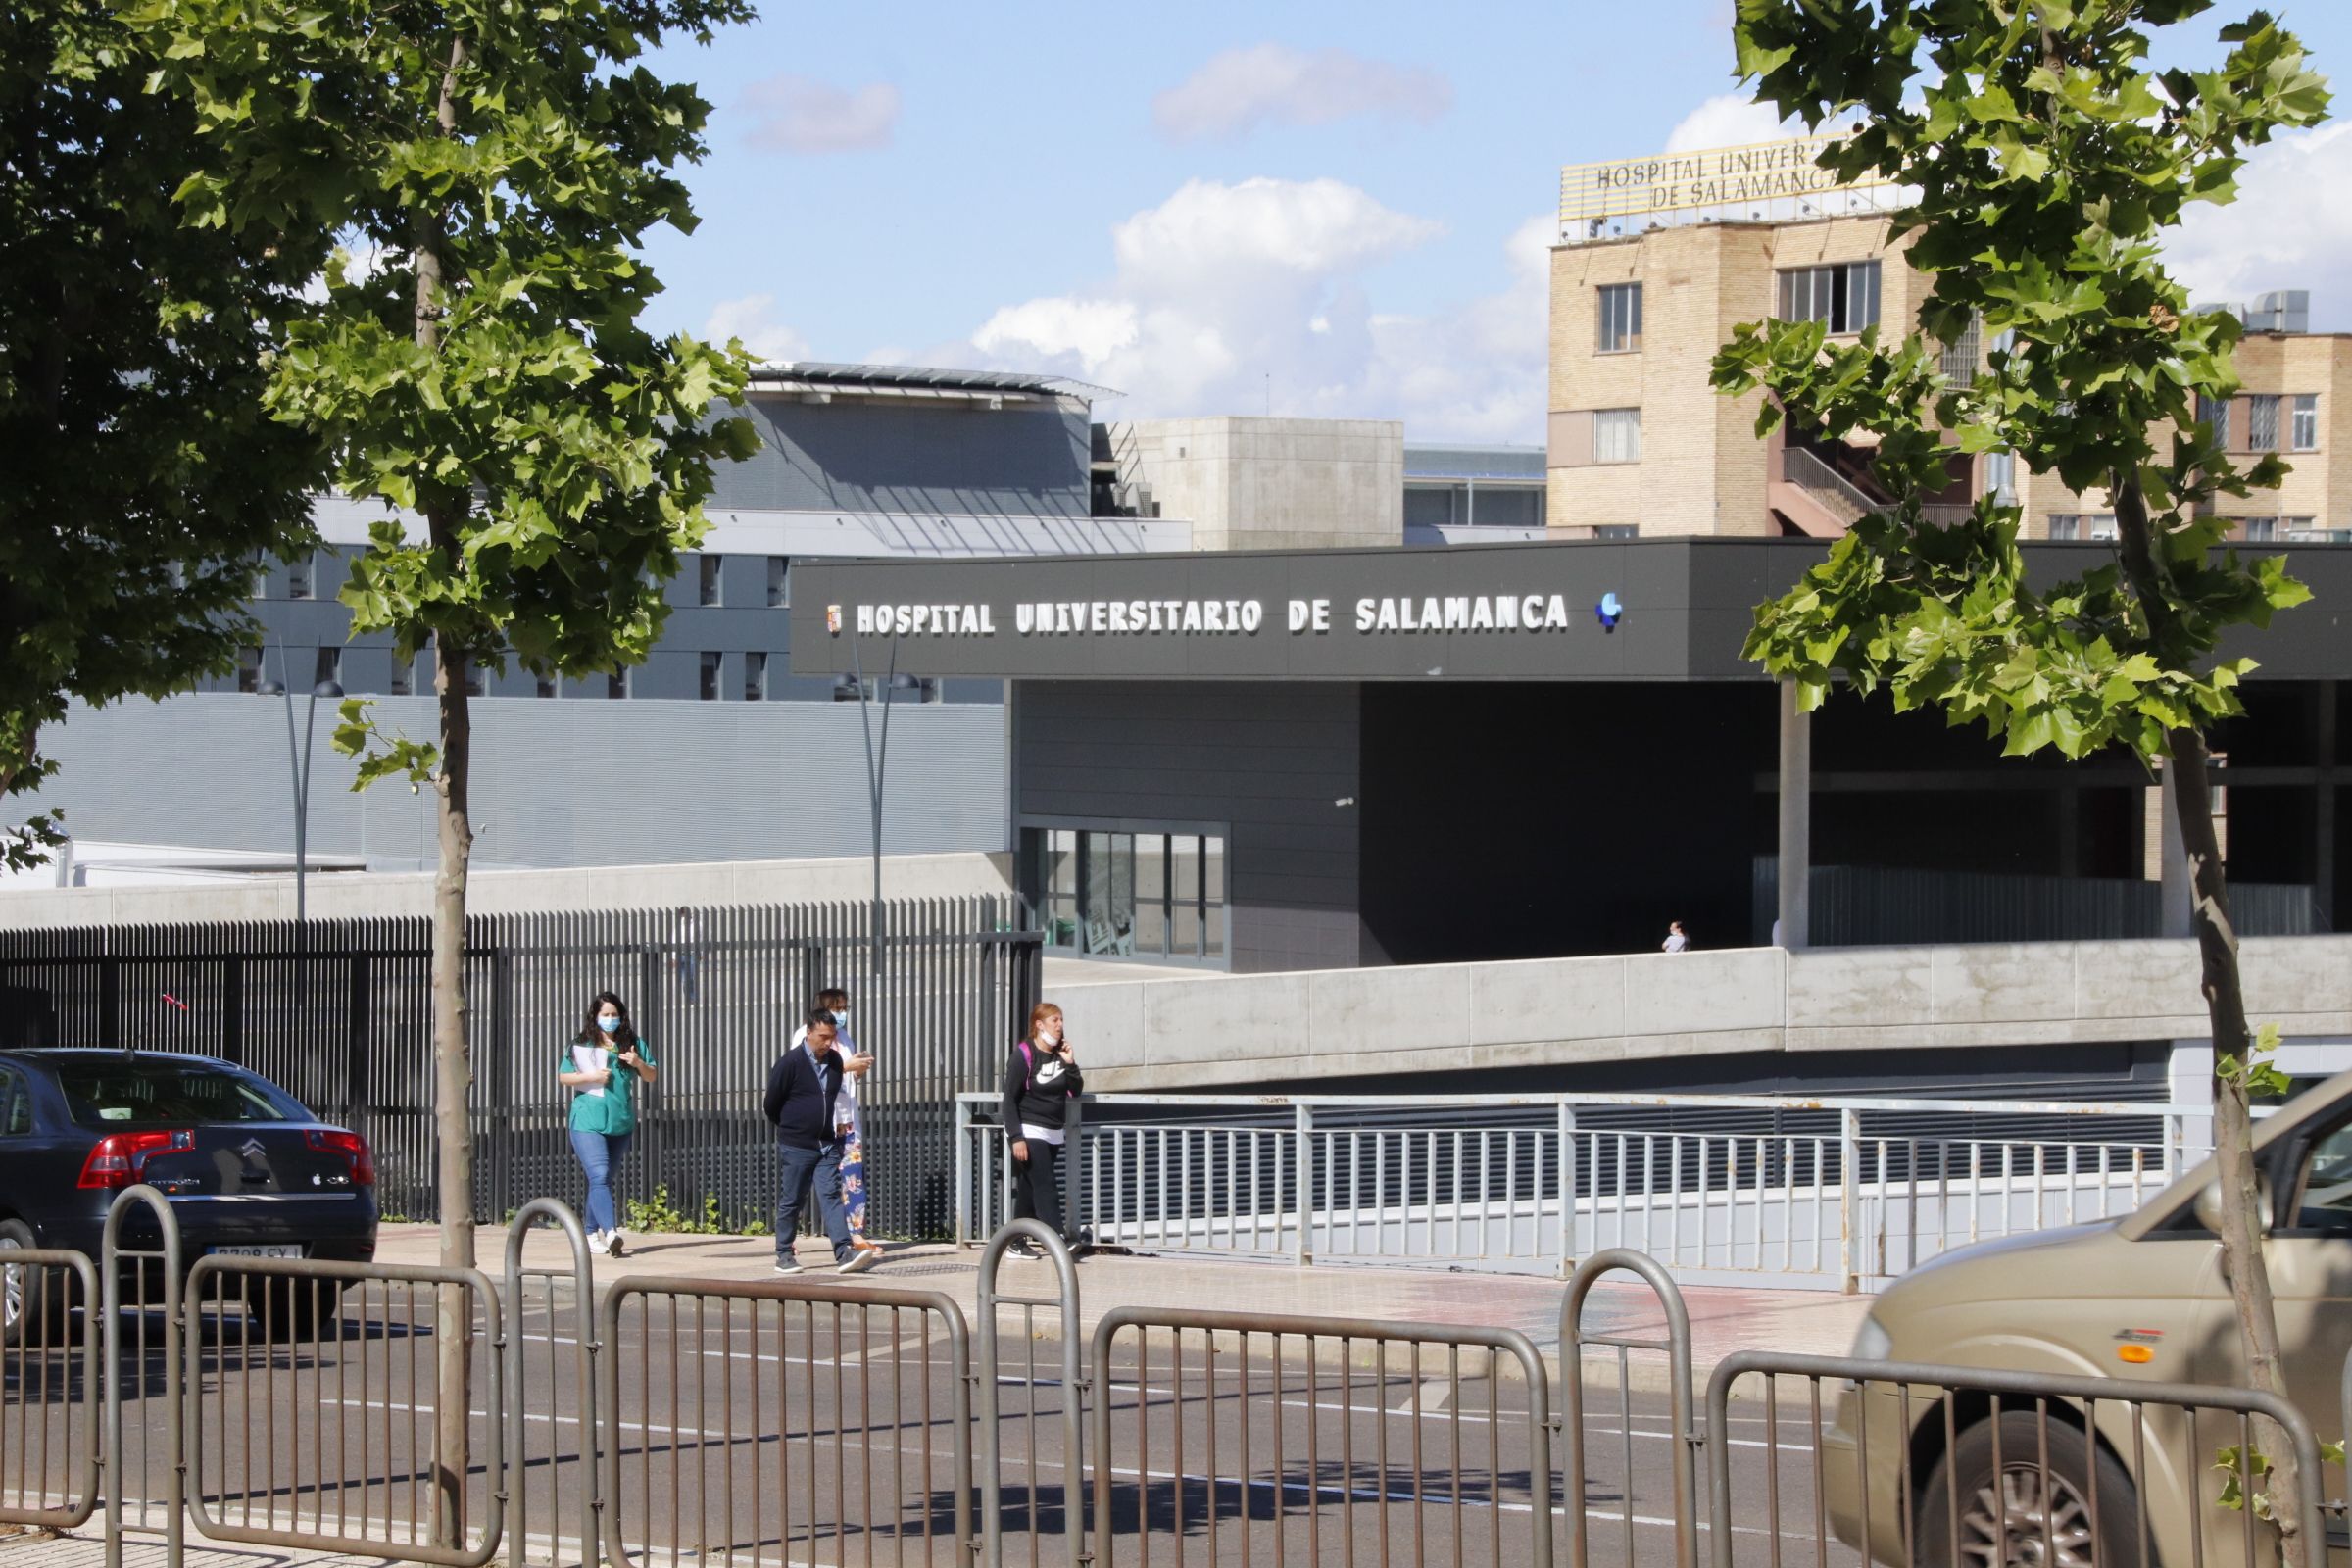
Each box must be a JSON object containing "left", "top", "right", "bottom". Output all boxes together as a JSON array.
[{"left": 1557, "top": 132, "right": 1898, "bottom": 242}]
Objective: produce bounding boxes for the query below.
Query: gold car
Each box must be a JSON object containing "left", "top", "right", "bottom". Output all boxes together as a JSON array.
[{"left": 1823, "top": 1073, "right": 2352, "bottom": 1568}]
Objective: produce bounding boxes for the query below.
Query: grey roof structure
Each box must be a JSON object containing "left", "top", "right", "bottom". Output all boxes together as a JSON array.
[{"left": 748, "top": 361, "right": 1122, "bottom": 405}]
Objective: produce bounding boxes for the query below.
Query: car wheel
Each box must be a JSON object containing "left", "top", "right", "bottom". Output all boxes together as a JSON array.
[
  {"left": 1918, "top": 1410, "right": 2141, "bottom": 1568},
  {"left": 0, "top": 1218, "right": 64, "bottom": 1348},
  {"left": 252, "top": 1277, "right": 346, "bottom": 1343}
]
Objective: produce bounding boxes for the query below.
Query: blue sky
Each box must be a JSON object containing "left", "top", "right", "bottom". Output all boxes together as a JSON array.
[{"left": 634, "top": 1, "right": 2352, "bottom": 442}]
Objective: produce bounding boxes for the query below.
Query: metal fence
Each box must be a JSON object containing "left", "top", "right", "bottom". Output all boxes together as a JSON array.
[
  {"left": 0, "top": 900, "right": 1042, "bottom": 1236},
  {"left": 9, "top": 1194, "right": 2349, "bottom": 1568},
  {"left": 1752, "top": 858, "right": 2327, "bottom": 944},
  {"left": 956, "top": 1092, "right": 2194, "bottom": 1291}
]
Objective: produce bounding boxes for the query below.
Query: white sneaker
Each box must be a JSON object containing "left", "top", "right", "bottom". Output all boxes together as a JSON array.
[
  {"left": 774, "top": 1259, "right": 805, "bottom": 1275},
  {"left": 837, "top": 1250, "right": 880, "bottom": 1275},
  {"left": 585, "top": 1229, "right": 608, "bottom": 1254}
]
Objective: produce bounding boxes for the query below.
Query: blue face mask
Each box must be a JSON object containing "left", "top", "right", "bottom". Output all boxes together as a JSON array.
[
  {"left": 832, "top": 1009, "right": 849, "bottom": 1024},
  {"left": 598, "top": 1015, "right": 621, "bottom": 1034}
]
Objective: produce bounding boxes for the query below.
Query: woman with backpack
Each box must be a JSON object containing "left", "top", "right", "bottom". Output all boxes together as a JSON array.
[
  {"left": 999, "top": 1001, "right": 1081, "bottom": 1258},
  {"left": 559, "top": 990, "right": 659, "bottom": 1257}
]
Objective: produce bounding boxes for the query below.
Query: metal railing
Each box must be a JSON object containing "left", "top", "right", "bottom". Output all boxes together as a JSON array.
[
  {"left": 598, "top": 1274, "right": 973, "bottom": 1568},
  {"left": 0, "top": 1247, "right": 99, "bottom": 1529},
  {"left": 956, "top": 1092, "right": 2193, "bottom": 1291},
  {"left": 17, "top": 1192, "right": 2348, "bottom": 1568},
  {"left": 1780, "top": 449, "right": 1881, "bottom": 526}
]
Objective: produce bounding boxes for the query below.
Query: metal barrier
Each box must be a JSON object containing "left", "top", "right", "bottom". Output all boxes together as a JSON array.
[
  {"left": 1561, "top": 1250, "right": 1695, "bottom": 1568},
  {"left": 181, "top": 1254, "right": 505, "bottom": 1566},
  {"left": 597, "top": 1273, "right": 974, "bottom": 1568},
  {"left": 0, "top": 1244, "right": 99, "bottom": 1528},
  {"left": 1705, "top": 1351, "right": 2328, "bottom": 1568},
  {"left": 504, "top": 1199, "right": 598, "bottom": 1568},
  {"left": 958, "top": 1092, "right": 2190, "bottom": 1291},
  {"left": 976, "top": 1219, "right": 1083, "bottom": 1568},
  {"left": 1087, "top": 1304, "right": 1554, "bottom": 1568},
  {"left": 103, "top": 1184, "right": 183, "bottom": 1563}
]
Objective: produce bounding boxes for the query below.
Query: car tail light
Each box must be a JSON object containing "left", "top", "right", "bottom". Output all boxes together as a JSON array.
[
  {"left": 307, "top": 1128, "right": 375, "bottom": 1186},
  {"left": 77, "top": 1129, "right": 192, "bottom": 1190}
]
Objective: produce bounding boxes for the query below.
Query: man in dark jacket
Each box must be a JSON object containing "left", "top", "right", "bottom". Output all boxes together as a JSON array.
[{"left": 763, "top": 1008, "right": 877, "bottom": 1275}]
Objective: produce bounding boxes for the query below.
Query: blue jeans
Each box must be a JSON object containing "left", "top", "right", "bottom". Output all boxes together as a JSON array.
[
  {"left": 776, "top": 1140, "right": 854, "bottom": 1263},
  {"left": 570, "top": 1127, "right": 633, "bottom": 1235}
]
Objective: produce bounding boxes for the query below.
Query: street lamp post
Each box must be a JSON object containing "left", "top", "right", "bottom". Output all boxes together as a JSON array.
[
  {"left": 843, "top": 635, "right": 910, "bottom": 1001},
  {"left": 258, "top": 663, "right": 345, "bottom": 1012}
]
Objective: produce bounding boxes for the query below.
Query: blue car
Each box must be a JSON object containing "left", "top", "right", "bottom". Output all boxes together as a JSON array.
[{"left": 0, "top": 1049, "right": 379, "bottom": 1341}]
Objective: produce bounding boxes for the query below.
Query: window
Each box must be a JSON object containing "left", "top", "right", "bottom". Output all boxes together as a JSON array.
[
  {"left": 1594, "top": 524, "right": 1639, "bottom": 541},
  {"left": 2197, "top": 393, "right": 2232, "bottom": 448},
  {"left": 608, "top": 670, "right": 629, "bottom": 700},
  {"left": 313, "top": 647, "right": 341, "bottom": 689},
  {"left": 2242, "top": 517, "right": 2282, "bottom": 541},
  {"left": 1592, "top": 409, "right": 1642, "bottom": 465},
  {"left": 535, "top": 672, "right": 559, "bottom": 699},
  {"left": 744, "top": 651, "right": 768, "bottom": 701},
  {"left": 285, "top": 553, "right": 312, "bottom": 600},
  {"left": 1939, "top": 316, "right": 1983, "bottom": 388},
  {"left": 0, "top": 1069, "right": 28, "bottom": 1136},
  {"left": 2289, "top": 1119, "right": 2352, "bottom": 1231},
  {"left": 699, "top": 652, "right": 721, "bottom": 701},
  {"left": 1983, "top": 450, "right": 2017, "bottom": 506},
  {"left": 2048, "top": 514, "right": 2118, "bottom": 541},
  {"left": 461, "top": 657, "right": 485, "bottom": 697},
  {"left": 236, "top": 647, "right": 262, "bottom": 694},
  {"left": 1595, "top": 282, "right": 1642, "bottom": 353},
  {"left": 58, "top": 1060, "right": 302, "bottom": 1128},
  {"left": 833, "top": 676, "right": 877, "bottom": 703},
  {"left": 1029, "top": 828, "right": 1228, "bottom": 964},
  {"left": 2249, "top": 394, "right": 2280, "bottom": 452},
  {"left": 2292, "top": 394, "right": 2319, "bottom": 452},
  {"left": 699, "top": 554, "right": 722, "bottom": 607},
  {"left": 389, "top": 652, "right": 413, "bottom": 697},
  {"left": 1776, "top": 260, "right": 1882, "bottom": 332},
  {"left": 766, "top": 556, "right": 791, "bottom": 608}
]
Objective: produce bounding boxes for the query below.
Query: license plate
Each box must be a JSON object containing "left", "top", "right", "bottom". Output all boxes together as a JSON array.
[{"left": 208, "top": 1245, "right": 303, "bottom": 1259}]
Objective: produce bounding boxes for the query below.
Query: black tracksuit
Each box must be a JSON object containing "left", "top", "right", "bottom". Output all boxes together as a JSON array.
[{"left": 1000, "top": 1041, "right": 1082, "bottom": 1241}]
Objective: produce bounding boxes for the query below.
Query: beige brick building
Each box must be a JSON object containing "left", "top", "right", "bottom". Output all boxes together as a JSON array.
[{"left": 1547, "top": 214, "right": 2352, "bottom": 541}]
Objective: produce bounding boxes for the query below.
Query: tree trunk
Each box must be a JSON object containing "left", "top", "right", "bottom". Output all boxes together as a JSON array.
[
  {"left": 428, "top": 617, "right": 475, "bottom": 1545},
  {"left": 2114, "top": 473, "right": 2304, "bottom": 1562},
  {"left": 416, "top": 34, "right": 473, "bottom": 1550}
]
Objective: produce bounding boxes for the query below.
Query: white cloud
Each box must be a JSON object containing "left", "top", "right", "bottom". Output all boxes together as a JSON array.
[
  {"left": 1664, "top": 92, "right": 1804, "bottom": 153},
  {"left": 1153, "top": 45, "right": 1451, "bottom": 142},
  {"left": 702, "top": 294, "right": 809, "bottom": 363},
  {"left": 2167, "top": 122, "right": 2352, "bottom": 329},
  {"left": 738, "top": 75, "right": 901, "bottom": 154},
  {"left": 949, "top": 177, "right": 1546, "bottom": 442}
]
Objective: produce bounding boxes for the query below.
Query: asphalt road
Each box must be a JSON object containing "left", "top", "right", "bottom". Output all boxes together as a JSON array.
[{"left": 5, "top": 1280, "right": 1869, "bottom": 1568}]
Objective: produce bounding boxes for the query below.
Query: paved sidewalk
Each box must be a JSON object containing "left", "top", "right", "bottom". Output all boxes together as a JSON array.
[{"left": 378, "top": 1221, "right": 1873, "bottom": 1371}]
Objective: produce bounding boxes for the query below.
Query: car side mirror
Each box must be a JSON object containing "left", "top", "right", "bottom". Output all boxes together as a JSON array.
[{"left": 2195, "top": 1171, "right": 2275, "bottom": 1238}]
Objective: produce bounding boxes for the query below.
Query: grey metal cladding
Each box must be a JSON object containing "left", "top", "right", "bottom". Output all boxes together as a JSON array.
[
  {"left": 716, "top": 398, "right": 1092, "bottom": 519},
  {"left": 24, "top": 694, "right": 1008, "bottom": 869},
  {"left": 1015, "top": 679, "right": 1362, "bottom": 971},
  {"left": 797, "top": 539, "right": 2352, "bottom": 683}
]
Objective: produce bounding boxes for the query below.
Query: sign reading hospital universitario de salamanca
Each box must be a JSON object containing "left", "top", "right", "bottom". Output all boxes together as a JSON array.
[
  {"left": 1557, "top": 131, "right": 1893, "bottom": 229},
  {"left": 846, "top": 594, "right": 1578, "bottom": 639}
]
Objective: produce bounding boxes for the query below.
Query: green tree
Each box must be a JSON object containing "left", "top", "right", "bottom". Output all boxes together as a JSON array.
[
  {"left": 139, "top": 0, "right": 759, "bottom": 1530},
  {"left": 1712, "top": 1, "right": 2327, "bottom": 1555},
  {"left": 2, "top": 3, "right": 326, "bottom": 864}
]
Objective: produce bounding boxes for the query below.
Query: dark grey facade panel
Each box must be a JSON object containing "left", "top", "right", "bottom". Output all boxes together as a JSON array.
[
  {"left": 717, "top": 399, "right": 1091, "bottom": 519},
  {"left": 795, "top": 539, "right": 2352, "bottom": 684},
  {"left": 24, "top": 695, "right": 1008, "bottom": 870},
  {"left": 1014, "top": 679, "right": 1362, "bottom": 973}
]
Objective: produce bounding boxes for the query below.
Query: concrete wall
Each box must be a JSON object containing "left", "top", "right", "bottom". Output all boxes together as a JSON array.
[
  {"left": 1052, "top": 934, "right": 2352, "bottom": 1090},
  {"left": 19, "top": 693, "right": 1009, "bottom": 872},
  {"left": 1105, "top": 417, "right": 1404, "bottom": 550},
  {"left": 0, "top": 851, "right": 1014, "bottom": 929},
  {"left": 1014, "top": 680, "right": 1362, "bottom": 972}
]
